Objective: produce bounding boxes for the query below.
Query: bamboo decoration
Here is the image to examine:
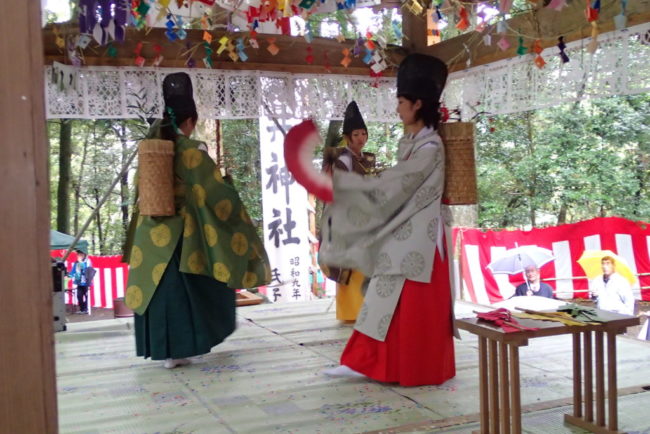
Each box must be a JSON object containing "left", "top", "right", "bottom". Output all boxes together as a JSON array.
[
  {"left": 439, "top": 122, "right": 478, "bottom": 205},
  {"left": 137, "top": 139, "right": 175, "bottom": 216}
]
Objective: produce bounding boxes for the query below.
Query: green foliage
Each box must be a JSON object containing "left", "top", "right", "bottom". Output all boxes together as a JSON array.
[
  {"left": 220, "top": 119, "right": 263, "bottom": 234},
  {"left": 476, "top": 94, "right": 650, "bottom": 228}
]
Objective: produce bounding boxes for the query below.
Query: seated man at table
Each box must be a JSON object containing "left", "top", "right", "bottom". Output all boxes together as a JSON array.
[{"left": 514, "top": 265, "right": 554, "bottom": 298}]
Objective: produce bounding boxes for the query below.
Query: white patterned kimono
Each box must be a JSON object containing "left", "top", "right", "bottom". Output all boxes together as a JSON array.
[{"left": 319, "top": 127, "right": 446, "bottom": 341}]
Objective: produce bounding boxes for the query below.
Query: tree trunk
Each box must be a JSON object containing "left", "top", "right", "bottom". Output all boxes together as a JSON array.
[
  {"left": 525, "top": 112, "right": 537, "bottom": 228},
  {"left": 73, "top": 122, "right": 92, "bottom": 234},
  {"left": 557, "top": 199, "right": 568, "bottom": 225},
  {"left": 118, "top": 121, "right": 130, "bottom": 233},
  {"left": 94, "top": 188, "right": 105, "bottom": 254},
  {"left": 57, "top": 119, "right": 72, "bottom": 234}
]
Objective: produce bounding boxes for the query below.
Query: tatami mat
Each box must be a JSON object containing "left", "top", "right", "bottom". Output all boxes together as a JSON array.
[{"left": 56, "top": 299, "right": 650, "bottom": 433}]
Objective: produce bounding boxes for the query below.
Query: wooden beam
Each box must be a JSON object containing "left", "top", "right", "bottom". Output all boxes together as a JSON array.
[
  {"left": 419, "top": 0, "right": 650, "bottom": 72},
  {"left": 42, "top": 24, "right": 405, "bottom": 76},
  {"left": 1, "top": 2, "right": 58, "bottom": 434}
]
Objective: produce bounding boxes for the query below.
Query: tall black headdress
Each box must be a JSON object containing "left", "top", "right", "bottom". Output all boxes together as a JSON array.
[
  {"left": 162, "top": 72, "right": 196, "bottom": 114},
  {"left": 396, "top": 54, "right": 448, "bottom": 102},
  {"left": 342, "top": 101, "right": 367, "bottom": 135}
]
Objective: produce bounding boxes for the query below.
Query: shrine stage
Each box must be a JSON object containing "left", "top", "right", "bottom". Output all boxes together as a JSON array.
[{"left": 56, "top": 299, "right": 650, "bottom": 433}]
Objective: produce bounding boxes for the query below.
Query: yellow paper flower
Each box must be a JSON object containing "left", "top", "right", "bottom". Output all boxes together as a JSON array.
[
  {"left": 130, "top": 245, "right": 143, "bottom": 269},
  {"left": 213, "top": 262, "right": 231, "bottom": 282},
  {"left": 214, "top": 199, "right": 233, "bottom": 221},
  {"left": 152, "top": 263, "right": 167, "bottom": 285},
  {"left": 150, "top": 224, "right": 172, "bottom": 247},
  {"left": 182, "top": 148, "right": 203, "bottom": 169},
  {"left": 125, "top": 285, "right": 143, "bottom": 309},
  {"left": 187, "top": 250, "right": 206, "bottom": 273},
  {"left": 192, "top": 184, "right": 207, "bottom": 207},
  {"left": 231, "top": 232, "right": 248, "bottom": 256},
  {"left": 204, "top": 224, "right": 218, "bottom": 247}
]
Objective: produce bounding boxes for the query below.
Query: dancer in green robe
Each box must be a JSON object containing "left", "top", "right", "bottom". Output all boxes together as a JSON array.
[{"left": 123, "top": 72, "right": 271, "bottom": 368}]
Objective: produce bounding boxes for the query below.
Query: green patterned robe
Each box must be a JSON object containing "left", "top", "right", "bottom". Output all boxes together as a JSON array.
[{"left": 124, "top": 132, "right": 271, "bottom": 316}]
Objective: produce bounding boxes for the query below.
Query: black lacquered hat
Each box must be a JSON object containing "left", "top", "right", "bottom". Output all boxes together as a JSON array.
[{"left": 397, "top": 54, "right": 448, "bottom": 101}]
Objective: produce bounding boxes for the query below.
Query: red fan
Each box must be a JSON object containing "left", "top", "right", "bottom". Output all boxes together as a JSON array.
[{"left": 284, "top": 120, "right": 333, "bottom": 203}]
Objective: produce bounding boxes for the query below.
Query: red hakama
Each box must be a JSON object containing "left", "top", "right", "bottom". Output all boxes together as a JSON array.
[{"left": 340, "top": 249, "right": 455, "bottom": 387}]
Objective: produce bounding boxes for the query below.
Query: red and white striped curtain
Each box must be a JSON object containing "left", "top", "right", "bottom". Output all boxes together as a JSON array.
[
  {"left": 453, "top": 217, "right": 650, "bottom": 304},
  {"left": 51, "top": 250, "right": 128, "bottom": 309}
]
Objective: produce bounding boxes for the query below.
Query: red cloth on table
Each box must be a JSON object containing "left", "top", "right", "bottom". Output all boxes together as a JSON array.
[
  {"left": 340, "top": 248, "right": 456, "bottom": 387},
  {"left": 476, "top": 308, "right": 538, "bottom": 333}
]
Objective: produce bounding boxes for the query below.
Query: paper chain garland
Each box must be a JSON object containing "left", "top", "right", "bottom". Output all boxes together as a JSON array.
[{"left": 70, "top": 0, "right": 630, "bottom": 74}]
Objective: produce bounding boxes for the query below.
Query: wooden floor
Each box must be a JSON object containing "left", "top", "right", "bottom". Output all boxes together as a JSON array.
[{"left": 55, "top": 299, "right": 650, "bottom": 433}]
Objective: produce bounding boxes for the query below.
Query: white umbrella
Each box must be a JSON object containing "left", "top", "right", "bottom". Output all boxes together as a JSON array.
[{"left": 487, "top": 245, "right": 555, "bottom": 275}]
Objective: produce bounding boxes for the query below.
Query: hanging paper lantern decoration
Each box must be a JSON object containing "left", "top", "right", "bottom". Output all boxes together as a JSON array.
[
  {"left": 165, "top": 15, "right": 178, "bottom": 41},
  {"left": 284, "top": 120, "right": 333, "bottom": 203}
]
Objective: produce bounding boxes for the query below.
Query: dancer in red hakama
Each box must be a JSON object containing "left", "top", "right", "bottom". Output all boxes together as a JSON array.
[{"left": 285, "top": 54, "right": 457, "bottom": 387}]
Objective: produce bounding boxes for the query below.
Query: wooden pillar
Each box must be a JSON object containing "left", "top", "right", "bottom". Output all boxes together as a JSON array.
[
  {"left": 401, "top": 9, "right": 428, "bottom": 53},
  {"left": 0, "top": 2, "right": 58, "bottom": 434}
]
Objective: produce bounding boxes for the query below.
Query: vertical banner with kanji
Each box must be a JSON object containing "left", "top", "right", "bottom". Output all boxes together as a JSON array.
[{"left": 259, "top": 117, "right": 312, "bottom": 302}]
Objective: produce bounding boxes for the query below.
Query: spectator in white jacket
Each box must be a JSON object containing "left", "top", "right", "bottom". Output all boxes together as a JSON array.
[{"left": 590, "top": 256, "right": 635, "bottom": 316}]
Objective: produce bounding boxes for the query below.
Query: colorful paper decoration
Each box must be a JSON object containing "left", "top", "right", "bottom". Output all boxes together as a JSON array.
[
  {"left": 558, "top": 36, "right": 569, "bottom": 63},
  {"left": 202, "top": 31, "right": 213, "bottom": 43},
  {"left": 107, "top": 43, "right": 118, "bottom": 58},
  {"left": 392, "top": 20, "right": 403, "bottom": 40},
  {"left": 483, "top": 34, "right": 492, "bottom": 46},
  {"left": 203, "top": 41, "right": 213, "bottom": 68},
  {"left": 586, "top": 0, "right": 600, "bottom": 22},
  {"left": 305, "top": 46, "right": 314, "bottom": 64},
  {"left": 165, "top": 15, "right": 178, "bottom": 41},
  {"left": 236, "top": 38, "right": 248, "bottom": 62},
  {"left": 516, "top": 36, "right": 527, "bottom": 55},
  {"left": 455, "top": 6, "right": 469, "bottom": 31},
  {"left": 152, "top": 43, "right": 163, "bottom": 66},
  {"left": 267, "top": 37, "right": 280, "bottom": 55},
  {"left": 217, "top": 36, "right": 230, "bottom": 55},
  {"left": 532, "top": 39, "right": 545, "bottom": 68},
  {"left": 614, "top": 0, "right": 627, "bottom": 29},
  {"left": 134, "top": 41, "right": 145, "bottom": 67},
  {"left": 340, "top": 48, "right": 352, "bottom": 67},
  {"left": 497, "top": 36, "right": 510, "bottom": 51},
  {"left": 405, "top": 0, "right": 424, "bottom": 16}
]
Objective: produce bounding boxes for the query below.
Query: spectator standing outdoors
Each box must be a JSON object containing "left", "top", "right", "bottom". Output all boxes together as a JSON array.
[
  {"left": 590, "top": 256, "right": 635, "bottom": 315},
  {"left": 68, "top": 250, "right": 95, "bottom": 314}
]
